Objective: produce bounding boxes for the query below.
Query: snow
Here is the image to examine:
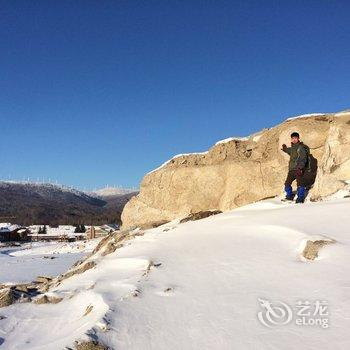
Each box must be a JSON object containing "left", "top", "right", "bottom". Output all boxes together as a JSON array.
[
  {"left": 0, "top": 223, "right": 20, "bottom": 233},
  {"left": 286, "top": 113, "right": 326, "bottom": 121},
  {"left": 285, "top": 111, "right": 350, "bottom": 121},
  {"left": 1, "top": 198, "right": 350, "bottom": 349},
  {"left": 334, "top": 110, "right": 350, "bottom": 117},
  {"left": 0, "top": 239, "right": 101, "bottom": 284},
  {"left": 215, "top": 136, "right": 249, "bottom": 145},
  {"left": 252, "top": 133, "right": 262, "bottom": 142},
  {"left": 28, "top": 225, "right": 76, "bottom": 236}
]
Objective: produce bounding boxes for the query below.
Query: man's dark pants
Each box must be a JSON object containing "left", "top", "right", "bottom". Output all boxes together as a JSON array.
[{"left": 284, "top": 170, "right": 308, "bottom": 188}]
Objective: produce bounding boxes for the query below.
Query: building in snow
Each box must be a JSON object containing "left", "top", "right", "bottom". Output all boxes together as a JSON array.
[
  {"left": 28, "top": 225, "right": 86, "bottom": 242},
  {"left": 86, "top": 224, "right": 119, "bottom": 239},
  {"left": 0, "top": 223, "right": 29, "bottom": 242}
]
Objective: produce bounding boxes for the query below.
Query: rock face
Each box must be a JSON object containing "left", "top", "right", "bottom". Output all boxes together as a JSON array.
[{"left": 121, "top": 111, "right": 350, "bottom": 229}]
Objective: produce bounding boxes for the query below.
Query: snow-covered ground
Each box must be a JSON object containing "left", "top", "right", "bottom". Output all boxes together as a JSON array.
[
  {"left": 1, "top": 198, "right": 350, "bottom": 349},
  {"left": 0, "top": 239, "right": 101, "bottom": 285}
]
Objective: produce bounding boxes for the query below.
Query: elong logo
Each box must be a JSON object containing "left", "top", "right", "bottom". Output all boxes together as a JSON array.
[{"left": 257, "top": 298, "right": 329, "bottom": 329}]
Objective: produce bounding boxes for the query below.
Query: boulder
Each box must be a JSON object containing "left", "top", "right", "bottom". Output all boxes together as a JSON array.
[{"left": 121, "top": 111, "right": 350, "bottom": 229}]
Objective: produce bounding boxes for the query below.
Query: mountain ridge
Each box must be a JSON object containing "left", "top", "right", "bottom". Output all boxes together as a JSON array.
[{"left": 0, "top": 181, "right": 136, "bottom": 226}]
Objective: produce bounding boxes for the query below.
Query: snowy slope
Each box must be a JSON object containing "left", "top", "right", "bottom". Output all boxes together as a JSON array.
[
  {"left": 0, "top": 239, "right": 101, "bottom": 284},
  {"left": 1, "top": 198, "right": 350, "bottom": 349}
]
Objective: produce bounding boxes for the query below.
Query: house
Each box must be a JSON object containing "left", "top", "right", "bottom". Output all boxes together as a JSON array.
[
  {"left": 86, "top": 224, "right": 118, "bottom": 239},
  {"left": 0, "top": 223, "right": 29, "bottom": 242}
]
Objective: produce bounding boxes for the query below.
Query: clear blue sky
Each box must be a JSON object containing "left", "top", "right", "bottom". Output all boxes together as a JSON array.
[{"left": 1, "top": 1, "right": 349, "bottom": 190}]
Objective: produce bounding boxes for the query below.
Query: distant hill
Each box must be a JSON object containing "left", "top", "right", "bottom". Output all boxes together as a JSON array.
[
  {"left": 0, "top": 182, "right": 137, "bottom": 226},
  {"left": 90, "top": 186, "right": 137, "bottom": 198}
]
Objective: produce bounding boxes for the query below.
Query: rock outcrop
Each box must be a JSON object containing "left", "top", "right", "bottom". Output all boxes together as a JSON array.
[
  {"left": 302, "top": 239, "right": 336, "bottom": 261},
  {"left": 122, "top": 111, "right": 350, "bottom": 229}
]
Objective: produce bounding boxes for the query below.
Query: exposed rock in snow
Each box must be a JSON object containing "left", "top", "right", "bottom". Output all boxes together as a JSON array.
[
  {"left": 75, "top": 341, "right": 107, "bottom": 350},
  {"left": 179, "top": 210, "right": 222, "bottom": 223},
  {"left": 301, "top": 238, "right": 336, "bottom": 260},
  {"left": 0, "top": 288, "right": 13, "bottom": 308},
  {"left": 34, "top": 294, "right": 63, "bottom": 304}
]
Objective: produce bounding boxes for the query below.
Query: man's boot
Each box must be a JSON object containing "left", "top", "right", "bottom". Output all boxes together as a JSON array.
[
  {"left": 296, "top": 186, "right": 306, "bottom": 203},
  {"left": 284, "top": 185, "right": 294, "bottom": 200}
]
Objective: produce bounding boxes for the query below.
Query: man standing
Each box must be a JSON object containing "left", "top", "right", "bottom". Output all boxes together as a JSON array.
[{"left": 282, "top": 132, "right": 310, "bottom": 203}]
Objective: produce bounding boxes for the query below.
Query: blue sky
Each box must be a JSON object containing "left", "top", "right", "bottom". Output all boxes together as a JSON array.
[{"left": 1, "top": 1, "right": 349, "bottom": 190}]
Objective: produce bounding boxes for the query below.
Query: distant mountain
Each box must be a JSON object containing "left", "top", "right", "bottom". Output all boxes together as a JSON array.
[
  {"left": 90, "top": 186, "right": 137, "bottom": 198},
  {"left": 90, "top": 187, "right": 139, "bottom": 216},
  {"left": 0, "top": 182, "right": 137, "bottom": 226}
]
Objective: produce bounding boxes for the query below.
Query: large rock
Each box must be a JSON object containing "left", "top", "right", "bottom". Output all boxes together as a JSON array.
[{"left": 122, "top": 111, "right": 350, "bottom": 229}]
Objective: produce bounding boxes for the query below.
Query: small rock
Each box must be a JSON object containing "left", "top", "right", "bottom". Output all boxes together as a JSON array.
[
  {"left": 36, "top": 276, "right": 53, "bottom": 284},
  {"left": 34, "top": 295, "right": 63, "bottom": 304},
  {"left": 132, "top": 289, "right": 141, "bottom": 297},
  {"left": 62, "top": 261, "right": 97, "bottom": 279},
  {"left": 75, "top": 341, "right": 108, "bottom": 350},
  {"left": 140, "top": 220, "right": 170, "bottom": 229},
  {"left": 180, "top": 210, "right": 222, "bottom": 223},
  {"left": 83, "top": 305, "right": 94, "bottom": 316},
  {"left": 14, "top": 285, "right": 28, "bottom": 293},
  {"left": 0, "top": 288, "right": 14, "bottom": 308},
  {"left": 302, "top": 239, "right": 336, "bottom": 260}
]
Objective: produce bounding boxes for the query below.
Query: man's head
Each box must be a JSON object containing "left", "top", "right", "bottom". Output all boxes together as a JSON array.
[{"left": 290, "top": 132, "right": 300, "bottom": 144}]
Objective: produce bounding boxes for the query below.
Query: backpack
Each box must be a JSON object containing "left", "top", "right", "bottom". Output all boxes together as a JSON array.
[{"left": 297, "top": 143, "right": 312, "bottom": 172}]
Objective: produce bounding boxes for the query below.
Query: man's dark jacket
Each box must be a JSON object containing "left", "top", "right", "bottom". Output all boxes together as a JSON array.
[{"left": 283, "top": 142, "right": 309, "bottom": 171}]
